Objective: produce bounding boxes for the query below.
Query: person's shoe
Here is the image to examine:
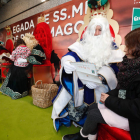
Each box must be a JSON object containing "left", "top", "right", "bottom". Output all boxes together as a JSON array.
[{"left": 62, "top": 132, "right": 88, "bottom": 140}]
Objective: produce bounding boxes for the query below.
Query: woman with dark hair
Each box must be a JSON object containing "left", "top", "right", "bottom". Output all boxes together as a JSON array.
[
  {"left": 62, "top": 28, "right": 140, "bottom": 140},
  {"left": 0, "top": 38, "right": 31, "bottom": 99}
]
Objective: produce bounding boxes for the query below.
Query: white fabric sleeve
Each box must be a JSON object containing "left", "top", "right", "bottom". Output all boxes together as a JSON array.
[{"left": 61, "top": 55, "right": 76, "bottom": 67}]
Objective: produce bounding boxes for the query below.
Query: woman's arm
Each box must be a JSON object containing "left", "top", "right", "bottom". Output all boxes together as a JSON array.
[
  {"left": 105, "top": 92, "right": 140, "bottom": 121},
  {"left": 106, "top": 88, "right": 119, "bottom": 96}
]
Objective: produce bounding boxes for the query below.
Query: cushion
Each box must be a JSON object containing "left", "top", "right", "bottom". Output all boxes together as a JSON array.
[{"left": 97, "top": 124, "right": 131, "bottom": 140}]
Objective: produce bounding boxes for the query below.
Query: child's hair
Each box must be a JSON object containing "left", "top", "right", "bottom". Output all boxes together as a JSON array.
[
  {"left": 15, "top": 38, "right": 26, "bottom": 48},
  {"left": 125, "top": 28, "right": 140, "bottom": 58}
]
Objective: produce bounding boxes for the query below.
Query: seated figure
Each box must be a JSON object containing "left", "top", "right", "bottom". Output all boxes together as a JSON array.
[{"left": 51, "top": 13, "right": 124, "bottom": 131}]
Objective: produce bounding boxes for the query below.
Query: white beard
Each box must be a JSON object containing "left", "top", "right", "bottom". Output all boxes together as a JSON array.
[{"left": 81, "top": 34, "right": 112, "bottom": 71}]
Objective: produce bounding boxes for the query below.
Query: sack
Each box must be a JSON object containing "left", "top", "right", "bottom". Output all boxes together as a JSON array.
[
  {"left": 67, "top": 100, "right": 88, "bottom": 122},
  {"left": 31, "top": 80, "right": 58, "bottom": 108}
]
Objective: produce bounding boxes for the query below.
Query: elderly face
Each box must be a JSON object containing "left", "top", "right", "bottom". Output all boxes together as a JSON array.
[{"left": 94, "top": 25, "right": 102, "bottom": 36}]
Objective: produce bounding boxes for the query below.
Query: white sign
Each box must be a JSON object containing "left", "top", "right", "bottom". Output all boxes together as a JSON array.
[{"left": 134, "top": 0, "right": 140, "bottom": 4}]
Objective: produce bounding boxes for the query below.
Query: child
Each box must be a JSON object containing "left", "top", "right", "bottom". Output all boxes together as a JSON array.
[{"left": 0, "top": 38, "right": 31, "bottom": 99}]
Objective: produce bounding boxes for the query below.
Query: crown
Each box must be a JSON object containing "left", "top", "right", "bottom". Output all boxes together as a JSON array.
[
  {"left": 5, "top": 26, "right": 11, "bottom": 31},
  {"left": 91, "top": 12, "right": 107, "bottom": 19},
  {"left": 38, "top": 14, "right": 45, "bottom": 24}
]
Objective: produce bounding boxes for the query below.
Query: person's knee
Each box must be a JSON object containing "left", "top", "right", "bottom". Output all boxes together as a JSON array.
[
  {"left": 88, "top": 108, "right": 100, "bottom": 118},
  {"left": 88, "top": 103, "right": 98, "bottom": 111},
  {"left": 88, "top": 109, "right": 97, "bottom": 117}
]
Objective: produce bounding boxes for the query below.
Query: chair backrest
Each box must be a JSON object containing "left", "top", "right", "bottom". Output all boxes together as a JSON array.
[
  {"left": 33, "top": 22, "right": 52, "bottom": 66},
  {"left": 5, "top": 39, "right": 14, "bottom": 54}
]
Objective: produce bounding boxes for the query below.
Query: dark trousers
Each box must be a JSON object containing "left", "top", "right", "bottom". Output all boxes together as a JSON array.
[{"left": 82, "top": 103, "right": 106, "bottom": 135}]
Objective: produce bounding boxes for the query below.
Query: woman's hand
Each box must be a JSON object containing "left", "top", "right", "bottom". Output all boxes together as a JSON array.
[
  {"left": 98, "top": 76, "right": 102, "bottom": 81},
  {"left": 100, "top": 93, "right": 109, "bottom": 104}
]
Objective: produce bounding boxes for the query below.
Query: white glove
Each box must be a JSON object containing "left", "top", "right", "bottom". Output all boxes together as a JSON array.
[
  {"left": 63, "top": 61, "right": 76, "bottom": 74},
  {"left": 86, "top": 82, "right": 98, "bottom": 89},
  {"left": 17, "top": 58, "right": 27, "bottom": 63}
]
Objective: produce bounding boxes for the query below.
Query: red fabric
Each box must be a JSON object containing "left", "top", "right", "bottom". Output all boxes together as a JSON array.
[
  {"left": 5, "top": 39, "right": 14, "bottom": 54},
  {"left": 0, "top": 49, "right": 9, "bottom": 55},
  {"left": 27, "top": 73, "right": 33, "bottom": 78},
  {"left": 80, "top": 26, "right": 88, "bottom": 40},
  {"left": 109, "top": 25, "right": 115, "bottom": 41},
  {"left": 33, "top": 64, "right": 51, "bottom": 67},
  {"left": 1, "top": 63, "right": 11, "bottom": 66},
  {"left": 97, "top": 124, "right": 131, "bottom": 140},
  {"left": 33, "top": 22, "right": 52, "bottom": 65},
  {"left": 1, "top": 63, "right": 11, "bottom": 78}
]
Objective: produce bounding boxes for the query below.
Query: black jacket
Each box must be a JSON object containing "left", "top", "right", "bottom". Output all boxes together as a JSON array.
[{"left": 105, "top": 75, "right": 140, "bottom": 140}]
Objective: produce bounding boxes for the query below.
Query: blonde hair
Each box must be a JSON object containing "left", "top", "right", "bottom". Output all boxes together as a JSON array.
[{"left": 23, "top": 33, "right": 38, "bottom": 51}]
